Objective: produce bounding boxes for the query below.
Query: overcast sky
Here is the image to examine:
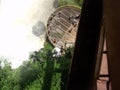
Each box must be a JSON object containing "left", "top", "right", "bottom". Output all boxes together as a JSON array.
[{"left": 0, "top": 0, "right": 55, "bottom": 68}]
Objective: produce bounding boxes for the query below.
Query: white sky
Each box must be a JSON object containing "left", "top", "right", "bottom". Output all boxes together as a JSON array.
[{"left": 0, "top": 0, "right": 55, "bottom": 68}]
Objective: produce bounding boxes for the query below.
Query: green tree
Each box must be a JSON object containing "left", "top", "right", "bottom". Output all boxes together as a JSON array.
[
  {"left": 0, "top": 59, "right": 13, "bottom": 90},
  {"left": 0, "top": 42, "right": 73, "bottom": 90}
]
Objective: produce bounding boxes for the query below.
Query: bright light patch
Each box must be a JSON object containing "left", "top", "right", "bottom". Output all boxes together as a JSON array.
[{"left": 0, "top": 0, "right": 55, "bottom": 68}]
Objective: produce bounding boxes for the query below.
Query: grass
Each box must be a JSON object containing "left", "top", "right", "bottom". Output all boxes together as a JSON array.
[
  {"left": 58, "top": 0, "right": 81, "bottom": 7},
  {"left": 66, "top": 0, "right": 79, "bottom": 6}
]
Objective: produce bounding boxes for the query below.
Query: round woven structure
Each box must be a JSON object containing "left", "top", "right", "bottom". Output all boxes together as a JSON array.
[{"left": 47, "top": 6, "right": 81, "bottom": 48}]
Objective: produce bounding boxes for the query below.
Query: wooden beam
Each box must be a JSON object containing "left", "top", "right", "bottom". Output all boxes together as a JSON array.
[
  {"left": 104, "top": 0, "right": 120, "bottom": 89},
  {"left": 66, "top": 0, "right": 103, "bottom": 90}
]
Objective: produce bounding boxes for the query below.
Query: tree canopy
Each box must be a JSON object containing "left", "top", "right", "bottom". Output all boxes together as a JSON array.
[{"left": 0, "top": 44, "right": 73, "bottom": 90}]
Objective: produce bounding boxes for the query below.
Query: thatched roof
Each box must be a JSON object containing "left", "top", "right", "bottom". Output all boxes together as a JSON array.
[{"left": 47, "top": 6, "right": 81, "bottom": 48}]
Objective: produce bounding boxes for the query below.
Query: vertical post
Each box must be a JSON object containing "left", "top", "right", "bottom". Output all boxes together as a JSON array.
[
  {"left": 104, "top": 0, "right": 120, "bottom": 90},
  {"left": 66, "top": 0, "right": 103, "bottom": 90}
]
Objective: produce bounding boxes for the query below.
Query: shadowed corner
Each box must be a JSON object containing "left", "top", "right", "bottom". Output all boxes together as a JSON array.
[{"left": 32, "top": 21, "right": 46, "bottom": 37}]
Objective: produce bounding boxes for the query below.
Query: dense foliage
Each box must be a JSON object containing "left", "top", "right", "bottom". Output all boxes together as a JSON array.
[{"left": 0, "top": 42, "right": 73, "bottom": 90}]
